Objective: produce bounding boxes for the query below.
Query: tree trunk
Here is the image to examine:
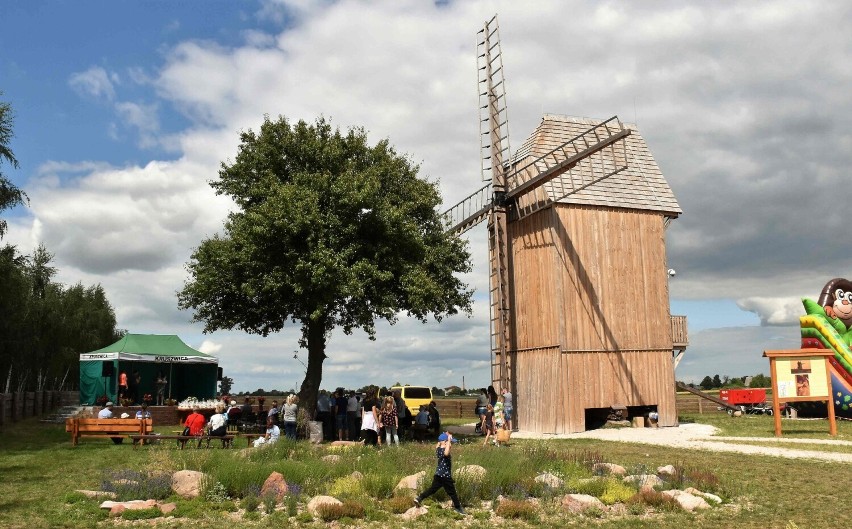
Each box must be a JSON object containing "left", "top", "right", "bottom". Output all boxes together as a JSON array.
[{"left": 297, "top": 315, "right": 328, "bottom": 421}]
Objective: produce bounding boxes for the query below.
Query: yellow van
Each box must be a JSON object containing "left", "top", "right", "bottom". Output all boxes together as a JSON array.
[{"left": 390, "top": 385, "right": 433, "bottom": 416}]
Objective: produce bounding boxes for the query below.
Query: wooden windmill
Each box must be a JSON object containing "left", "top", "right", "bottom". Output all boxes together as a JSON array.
[{"left": 444, "top": 16, "right": 686, "bottom": 433}]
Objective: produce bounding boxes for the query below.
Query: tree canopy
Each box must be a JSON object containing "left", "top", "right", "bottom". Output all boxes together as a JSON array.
[
  {"left": 0, "top": 244, "right": 123, "bottom": 392},
  {"left": 0, "top": 94, "right": 27, "bottom": 239},
  {"left": 178, "top": 116, "right": 473, "bottom": 416}
]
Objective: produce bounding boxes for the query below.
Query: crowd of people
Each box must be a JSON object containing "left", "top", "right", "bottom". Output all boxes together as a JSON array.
[{"left": 95, "top": 384, "right": 512, "bottom": 453}]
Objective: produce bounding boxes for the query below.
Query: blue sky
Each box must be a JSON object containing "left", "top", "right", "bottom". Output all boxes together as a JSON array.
[{"left": 3, "top": 0, "right": 848, "bottom": 392}]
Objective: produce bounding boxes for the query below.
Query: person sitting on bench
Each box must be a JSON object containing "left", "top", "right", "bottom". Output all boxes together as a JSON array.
[{"left": 207, "top": 403, "right": 229, "bottom": 446}]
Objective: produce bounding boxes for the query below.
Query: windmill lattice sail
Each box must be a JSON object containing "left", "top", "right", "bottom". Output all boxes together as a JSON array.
[{"left": 477, "top": 15, "right": 510, "bottom": 184}]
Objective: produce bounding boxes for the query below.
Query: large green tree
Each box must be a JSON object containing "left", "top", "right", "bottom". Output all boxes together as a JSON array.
[
  {"left": 178, "top": 116, "right": 473, "bottom": 417},
  {"left": 0, "top": 93, "right": 27, "bottom": 239}
]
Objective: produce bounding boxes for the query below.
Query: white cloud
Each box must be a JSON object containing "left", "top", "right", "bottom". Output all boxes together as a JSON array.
[
  {"left": 69, "top": 66, "right": 117, "bottom": 101},
  {"left": 114, "top": 101, "right": 160, "bottom": 148},
  {"left": 198, "top": 340, "right": 223, "bottom": 355},
  {"left": 736, "top": 297, "right": 807, "bottom": 326}
]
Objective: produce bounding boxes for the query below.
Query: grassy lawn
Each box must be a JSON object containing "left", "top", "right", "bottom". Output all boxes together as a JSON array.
[
  {"left": 2, "top": 415, "right": 852, "bottom": 528},
  {"left": 681, "top": 412, "right": 852, "bottom": 440}
]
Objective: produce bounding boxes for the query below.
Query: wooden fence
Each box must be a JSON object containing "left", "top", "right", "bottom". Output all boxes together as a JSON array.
[{"left": 0, "top": 390, "right": 78, "bottom": 428}]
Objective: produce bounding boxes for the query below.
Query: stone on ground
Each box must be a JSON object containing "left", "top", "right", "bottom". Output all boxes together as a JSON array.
[
  {"left": 171, "top": 470, "right": 207, "bottom": 499},
  {"left": 261, "top": 471, "right": 289, "bottom": 502}
]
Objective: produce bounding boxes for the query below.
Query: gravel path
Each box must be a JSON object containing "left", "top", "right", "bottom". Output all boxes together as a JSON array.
[{"left": 449, "top": 423, "right": 852, "bottom": 463}]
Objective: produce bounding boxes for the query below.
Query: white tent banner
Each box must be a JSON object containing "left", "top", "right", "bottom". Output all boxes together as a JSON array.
[{"left": 80, "top": 352, "right": 218, "bottom": 364}]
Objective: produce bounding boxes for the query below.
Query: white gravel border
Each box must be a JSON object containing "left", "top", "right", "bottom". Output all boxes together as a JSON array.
[{"left": 451, "top": 423, "right": 852, "bottom": 463}]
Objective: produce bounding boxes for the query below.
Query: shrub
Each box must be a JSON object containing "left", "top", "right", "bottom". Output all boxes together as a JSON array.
[
  {"left": 101, "top": 469, "right": 172, "bottom": 501},
  {"left": 665, "top": 462, "right": 720, "bottom": 493},
  {"left": 328, "top": 475, "right": 365, "bottom": 498},
  {"left": 495, "top": 499, "right": 538, "bottom": 521},
  {"left": 385, "top": 495, "right": 414, "bottom": 514},
  {"left": 600, "top": 478, "right": 636, "bottom": 505},
  {"left": 569, "top": 477, "right": 607, "bottom": 497},
  {"left": 62, "top": 492, "right": 89, "bottom": 504},
  {"left": 121, "top": 507, "right": 162, "bottom": 520},
  {"left": 685, "top": 469, "right": 720, "bottom": 492},
  {"left": 262, "top": 492, "right": 277, "bottom": 514},
  {"left": 627, "top": 490, "right": 681, "bottom": 512},
  {"left": 204, "top": 480, "right": 231, "bottom": 503},
  {"left": 316, "top": 500, "right": 365, "bottom": 521},
  {"left": 241, "top": 495, "right": 260, "bottom": 513},
  {"left": 286, "top": 494, "right": 299, "bottom": 516},
  {"left": 362, "top": 472, "right": 396, "bottom": 499}
]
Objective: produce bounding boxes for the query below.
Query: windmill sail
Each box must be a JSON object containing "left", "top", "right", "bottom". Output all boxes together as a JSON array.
[{"left": 478, "top": 15, "right": 510, "bottom": 183}]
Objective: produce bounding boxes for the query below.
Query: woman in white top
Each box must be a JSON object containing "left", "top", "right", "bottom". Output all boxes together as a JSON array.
[
  {"left": 208, "top": 403, "right": 228, "bottom": 437},
  {"left": 254, "top": 416, "right": 280, "bottom": 447},
  {"left": 282, "top": 394, "right": 299, "bottom": 440},
  {"left": 359, "top": 389, "right": 380, "bottom": 445}
]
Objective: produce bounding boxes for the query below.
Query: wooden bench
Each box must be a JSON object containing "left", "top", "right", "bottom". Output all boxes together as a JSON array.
[
  {"left": 128, "top": 434, "right": 235, "bottom": 449},
  {"left": 65, "top": 418, "right": 153, "bottom": 446}
]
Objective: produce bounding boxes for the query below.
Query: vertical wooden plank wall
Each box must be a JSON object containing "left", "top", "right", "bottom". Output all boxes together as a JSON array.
[
  {"left": 508, "top": 205, "right": 677, "bottom": 433},
  {"left": 512, "top": 347, "right": 562, "bottom": 433}
]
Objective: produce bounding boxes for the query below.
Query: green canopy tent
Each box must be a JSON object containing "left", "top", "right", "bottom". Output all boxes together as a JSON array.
[{"left": 79, "top": 334, "right": 219, "bottom": 405}]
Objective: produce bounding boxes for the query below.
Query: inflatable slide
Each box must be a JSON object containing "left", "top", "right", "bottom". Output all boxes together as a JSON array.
[{"left": 799, "top": 278, "right": 852, "bottom": 416}]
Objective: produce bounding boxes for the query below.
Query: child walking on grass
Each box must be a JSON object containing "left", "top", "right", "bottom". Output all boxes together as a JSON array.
[
  {"left": 482, "top": 403, "right": 496, "bottom": 446},
  {"left": 414, "top": 431, "right": 465, "bottom": 515}
]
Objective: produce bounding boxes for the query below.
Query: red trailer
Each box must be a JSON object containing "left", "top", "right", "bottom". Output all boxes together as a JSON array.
[{"left": 719, "top": 388, "right": 776, "bottom": 414}]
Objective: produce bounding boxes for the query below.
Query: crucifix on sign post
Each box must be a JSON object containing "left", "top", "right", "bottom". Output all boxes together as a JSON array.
[{"left": 763, "top": 349, "right": 837, "bottom": 437}]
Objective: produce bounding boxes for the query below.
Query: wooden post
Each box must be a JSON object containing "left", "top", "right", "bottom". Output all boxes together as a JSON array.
[
  {"left": 825, "top": 358, "right": 837, "bottom": 436},
  {"left": 698, "top": 398, "right": 703, "bottom": 414},
  {"left": 770, "top": 356, "right": 782, "bottom": 437},
  {"left": 11, "top": 392, "right": 19, "bottom": 422}
]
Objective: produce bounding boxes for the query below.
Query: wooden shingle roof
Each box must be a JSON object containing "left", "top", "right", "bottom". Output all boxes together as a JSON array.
[{"left": 511, "top": 115, "right": 681, "bottom": 217}]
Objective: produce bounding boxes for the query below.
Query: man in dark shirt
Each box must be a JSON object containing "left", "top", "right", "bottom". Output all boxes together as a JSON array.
[{"left": 333, "top": 389, "right": 349, "bottom": 440}]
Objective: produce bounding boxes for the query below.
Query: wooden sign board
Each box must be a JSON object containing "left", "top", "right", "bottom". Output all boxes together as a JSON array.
[{"left": 763, "top": 349, "right": 836, "bottom": 437}]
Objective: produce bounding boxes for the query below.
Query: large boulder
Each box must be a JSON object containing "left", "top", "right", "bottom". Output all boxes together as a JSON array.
[
  {"left": 592, "top": 462, "right": 626, "bottom": 476},
  {"left": 657, "top": 464, "right": 677, "bottom": 476},
  {"left": 328, "top": 440, "right": 360, "bottom": 447},
  {"left": 684, "top": 487, "right": 722, "bottom": 504},
  {"left": 455, "top": 464, "right": 487, "bottom": 481},
  {"left": 395, "top": 470, "right": 426, "bottom": 491},
  {"left": 661, "top": 490, "right": 710, "bottom": 511},
  {"left": 400, "top": 506, "right": 429, "bottom": 520},
  {"left": 623, "top": 474, "right": 663, "bottom": 491},
  {"left": 561, "top": 494, "right": 605, "bottom": 513},
  {"left": 535, "top": 472, "right": 564, "bottom": 488},
  {"left": 261, "top": 472, "right": 289, "bottom": 502},
  {"left": 307, "top": 495, "right": 343, "bottom": 516},
  {"left": 99, "top": 499, "right": 158, "bottom": 516},
  {"left": 171, "top": 470, "right": 206, "bottom": 499}
]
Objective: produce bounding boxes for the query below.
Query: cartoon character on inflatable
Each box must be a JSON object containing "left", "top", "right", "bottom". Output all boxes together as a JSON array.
[{"left": 801, "top": 278, "right": 852, "bottom": 416}]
